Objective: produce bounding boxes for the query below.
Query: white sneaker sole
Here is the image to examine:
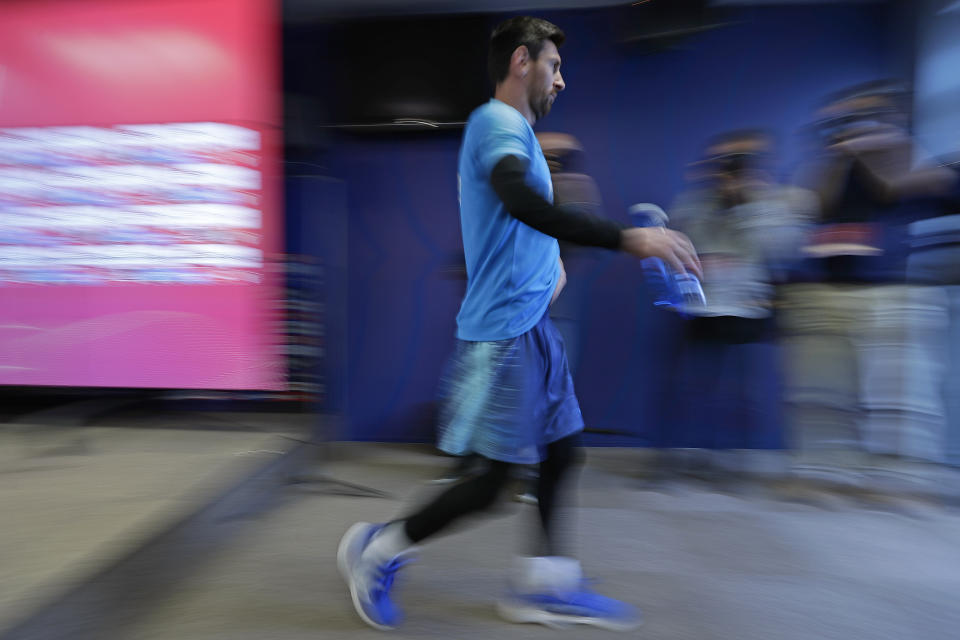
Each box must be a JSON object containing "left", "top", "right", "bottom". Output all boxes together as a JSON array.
[
  {"left": 337, "top": 522, "right": 395, "bottom": 631},
  {"left": 496, "top": 599, "right": 641, "bottom": 632}
]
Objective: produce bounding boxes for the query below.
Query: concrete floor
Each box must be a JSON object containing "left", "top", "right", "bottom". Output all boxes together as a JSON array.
[
  {"left": 0, "top": 416, "right": 305, "bottom": 632},
  {"left": 115, "top": 445, "right": 960, "bottom": 640}
]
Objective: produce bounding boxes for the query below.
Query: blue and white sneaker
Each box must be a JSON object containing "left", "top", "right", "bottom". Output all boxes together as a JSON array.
[
  {"left": 497, "top": 586, "right": 641, "bottom": 631},
  {"left": 337, "top": 522, "right": 414, "bottom": 630},
  {"left": 499, "top": 557, "right": 640, "bottom": 632}
]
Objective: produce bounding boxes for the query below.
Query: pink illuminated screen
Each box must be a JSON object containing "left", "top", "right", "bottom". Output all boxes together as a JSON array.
[{"left": 0, "top": 0, "right": 284, "bottom": 389}]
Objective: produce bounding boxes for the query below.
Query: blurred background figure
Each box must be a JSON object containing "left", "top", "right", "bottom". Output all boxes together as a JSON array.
[
  {"left": 782, "top": 80, "right": 957, "bottom": 494},
  {"left": 523, "top": 132, "right": 610, "bottom": 503},
  {"left": 537, "top": 132, "right": 605, "bottom": 375},
  {"left": 653, "top": 130, "right": 815, "bottom": 481},
  {"left": 906, "top": 155, "right": 960, "bottom": 470}
]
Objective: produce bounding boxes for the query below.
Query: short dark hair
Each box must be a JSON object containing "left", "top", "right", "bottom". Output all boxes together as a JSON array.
[
  {"left": 706, "top": 129, "right": 773, "bottom": 151},
  {"left": 817, "top": 80, "right": 910, "bottom": 128},
  {"left": 826, "top": 79, "right": 908, "bottom": 106},
  {"left": 488, "top": 17, "right": 565, "bottom": 88}
]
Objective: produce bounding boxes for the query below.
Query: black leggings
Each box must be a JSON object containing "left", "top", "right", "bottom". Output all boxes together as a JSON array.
[{"left": 403, "top": 434, "right": 583, "bottom": 556}]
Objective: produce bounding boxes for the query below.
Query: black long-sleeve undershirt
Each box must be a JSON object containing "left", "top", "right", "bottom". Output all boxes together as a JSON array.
[{"left": 489, "top": 155, "right": 624, "bottom": 249}]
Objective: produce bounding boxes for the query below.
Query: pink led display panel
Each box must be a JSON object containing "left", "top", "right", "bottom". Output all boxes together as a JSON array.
[{"left": 0, "top": 0, "right": 284, "bottom": 389}]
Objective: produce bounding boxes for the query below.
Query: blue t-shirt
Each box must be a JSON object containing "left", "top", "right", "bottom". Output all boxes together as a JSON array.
[{"left": 455, "top": 99, "right": 560, "bottom": 341}]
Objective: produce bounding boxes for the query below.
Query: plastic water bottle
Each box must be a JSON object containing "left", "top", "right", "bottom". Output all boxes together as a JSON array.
[{"left": 628, "top": 203, "right": 706, "bottom": 309}]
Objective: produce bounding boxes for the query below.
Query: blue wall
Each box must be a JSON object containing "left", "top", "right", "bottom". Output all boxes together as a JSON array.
[
  {"left": 302, "top": 3, "right": 900, "bottom": 444},
  {"left": 914, "top": 0, "right": 960, "bottom": 159}
]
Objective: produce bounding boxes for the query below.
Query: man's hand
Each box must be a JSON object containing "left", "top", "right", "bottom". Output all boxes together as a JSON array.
[
  {"left": 830, "top": 131, "right": 956, "bottom": 202},
  {"left": 551, "top": 257, "right": 567, "bottom": 305},
  {"left": 620, "top": 227, "right": 702, "bottom": 278}
]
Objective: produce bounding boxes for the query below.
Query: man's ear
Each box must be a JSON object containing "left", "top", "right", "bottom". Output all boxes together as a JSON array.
[{"left": 511, "top": 45, "right": 530, "bottom": 78}]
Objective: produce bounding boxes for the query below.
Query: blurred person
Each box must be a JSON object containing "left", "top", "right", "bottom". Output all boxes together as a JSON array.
[
  {"left": 338, "top": 16, "right": 700, "bottom": 631},
  {"left": 537, "top": 132, "right": 604, "bottom": 375},
  {"left": 520, "top": 132, "right": 606, "bottom": 504},
  {"left": 661, "top": 130, "right": 815, "bottom": 479},
  {"left": 781, "top": 81, "right": 956, "bottom": 493},
  {"left": 905, "top": 153, "right": 960, "bottom": 470}
]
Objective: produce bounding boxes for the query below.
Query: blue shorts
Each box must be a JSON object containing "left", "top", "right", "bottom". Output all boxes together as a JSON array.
[{"left": 437, "top": 311, "right": 584, "bottom": 465}]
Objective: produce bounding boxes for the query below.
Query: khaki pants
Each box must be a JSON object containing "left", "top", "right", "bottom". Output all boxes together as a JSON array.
[{"left": 778, "top": 283, "right": 946, "bottom": 489}]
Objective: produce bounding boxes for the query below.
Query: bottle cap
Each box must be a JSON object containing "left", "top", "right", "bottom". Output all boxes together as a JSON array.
[{"left": 628, "top": 203, "right": 669, "bottom": 227}]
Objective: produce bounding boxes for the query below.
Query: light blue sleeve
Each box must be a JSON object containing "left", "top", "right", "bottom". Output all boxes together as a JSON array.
[{"left": 472, "top": 107, "right": 532, "bottom": 180}]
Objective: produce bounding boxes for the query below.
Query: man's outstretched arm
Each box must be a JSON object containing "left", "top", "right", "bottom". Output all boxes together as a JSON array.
[{"left": 490, "top": 155, "right": 702, "bottom": 277}]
